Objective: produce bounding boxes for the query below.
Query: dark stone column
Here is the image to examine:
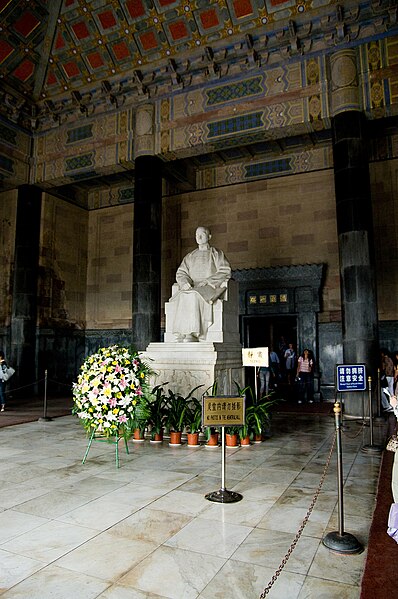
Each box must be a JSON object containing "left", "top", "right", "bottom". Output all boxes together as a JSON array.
[
  {"left": 10, "top": 185, "right": 42, "bottom": 390},
  {"left": 333, "top": 110, "right": 379, "bottom": 415},
  {"left": 132, "top": 155, "right": 162, "bottom": 350}
]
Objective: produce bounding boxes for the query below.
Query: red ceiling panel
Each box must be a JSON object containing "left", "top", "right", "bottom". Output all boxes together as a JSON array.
[
  {"left": 125, "top": 0, "right": 146, "bottom": 20},
  {"left": 0, "top": 39, "right": 14, "bottom": 64},
  {"left": 13, "top": 12, "right": 41, "bottom": 38},
  {"left": 199, "top": 9, "right": 220, "bottom": 30},
  {"left": 71, "top": 21, "right": 91, "bottom": 41},
  {"left": 97, "top": 10, "right": 117, "bottom": 30},
  {"left": 62, "top": 60, "right": 80, "bottom": 78},
  {"left": 86, "top": 51, "right": 105, "bottom": 69},
  {"left": 112, "top": 41, "right": 131, "bottom": 61},
  {"left": 13, "top": 59, "right": 35, "bottom": 81}
]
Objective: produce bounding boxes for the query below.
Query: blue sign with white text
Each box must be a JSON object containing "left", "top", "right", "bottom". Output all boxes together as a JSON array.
[{"left": 336, "top": 364, "right": 367, "bottom": 392}]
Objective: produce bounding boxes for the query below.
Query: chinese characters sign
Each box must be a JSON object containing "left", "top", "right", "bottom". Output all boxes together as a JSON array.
[
  {"left": 242, "top": 347, "right": 269, "bottom": 367},
  {"left": 336, "top": 364, "right": 367, "bottom": 392},
  {"left": 202, "top": 396, "right": 245, "bottom": 426}
]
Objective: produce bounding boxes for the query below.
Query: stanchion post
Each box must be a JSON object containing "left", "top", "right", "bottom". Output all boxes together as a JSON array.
[
  {"left": 38, "top": 369, "right": 52, "bottom": 422},
  {"left": 361, "top": 376, "right": 383, "bottom": 454},
  {"left": 373, "top": 368, "right": 385, "bottom": 425},
  {"left": 322, "top": 402, "right": 363, "bottom": 554}
]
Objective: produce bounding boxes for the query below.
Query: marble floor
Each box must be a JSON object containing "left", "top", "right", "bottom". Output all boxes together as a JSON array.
[{"left": 0, "top": 412, "right": 385, "bottom": 598}]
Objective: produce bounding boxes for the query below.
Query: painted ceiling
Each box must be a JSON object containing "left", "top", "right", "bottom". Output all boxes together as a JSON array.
[{"left": 1, "top": 0, "right": 397, "bottom": 130}]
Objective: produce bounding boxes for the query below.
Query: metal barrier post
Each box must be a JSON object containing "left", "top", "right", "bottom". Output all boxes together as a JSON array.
[
  {"left": 38, "top": 370, "right": 52, "bottom": 422},
  {"left": 362, "top": 376, "right": 383, "bottom": 454},
  {"left": 322, "top": 402, "right": 363, "bottom": 554},
  {"left": 205, "top": 428, "right": 243, "bottom": 504}
]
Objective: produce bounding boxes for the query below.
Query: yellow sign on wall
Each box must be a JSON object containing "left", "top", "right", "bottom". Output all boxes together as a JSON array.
[{"left": 202, "top": 396, "right": 245, "bottom": 426}]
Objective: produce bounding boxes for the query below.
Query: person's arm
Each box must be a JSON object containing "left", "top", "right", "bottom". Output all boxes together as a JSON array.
[{"left": 390, "top": 395, "right": 398, "bottom": 418}]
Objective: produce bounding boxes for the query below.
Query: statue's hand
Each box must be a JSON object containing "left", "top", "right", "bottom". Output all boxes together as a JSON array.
[
  {"left": 197, "top": 280, "right": 207, "bottom": 287},
  {"left": 181, "top": 282, "right": 192, "bottom": 290}
]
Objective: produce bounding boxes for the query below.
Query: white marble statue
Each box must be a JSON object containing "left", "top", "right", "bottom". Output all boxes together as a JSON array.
[{"left": 170, "top": 226, "right": 231, "bottom": 342}]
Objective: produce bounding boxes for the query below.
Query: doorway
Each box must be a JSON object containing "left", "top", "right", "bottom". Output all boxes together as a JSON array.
[
  {"left": 242, "top": 315, "right": 297, "bottom": 396},
  {"left": 243, "top": 315, "right": 297, "bottom": 351}
]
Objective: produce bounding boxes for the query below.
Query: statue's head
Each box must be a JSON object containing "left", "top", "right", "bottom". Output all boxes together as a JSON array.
[{"left": 195, "top": 226, "right": 211, "bottom": 245}]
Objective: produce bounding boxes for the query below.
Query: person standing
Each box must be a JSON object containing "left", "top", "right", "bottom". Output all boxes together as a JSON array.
[
  {"left": 258, "top": 363, "right": 271, "bottom": 397},
  {"left": 269, "top": 347, "right": 280, "bottom": 389},
  {"left": 392, "top": 350, "right": 398, "bottom": 394},
  {"left": 0, "top": 351, "right": 8, "bottom": 412},
  {"left": 381, "top": 349, "right": 394, "bottom": 397},
  {"left": 296, "top": 348, "right": 315, "bottom": 404},
  {"left": 284, "top": 343, "right": 296, "bottom": 386}
]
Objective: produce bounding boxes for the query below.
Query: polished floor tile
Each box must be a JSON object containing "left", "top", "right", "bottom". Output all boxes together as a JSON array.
[{"left": 0, "top": 412, "right": 383, "bottom": 598}]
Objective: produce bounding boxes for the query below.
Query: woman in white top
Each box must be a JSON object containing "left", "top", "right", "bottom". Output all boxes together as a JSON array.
[{"left": 296, "top": 348, "right": 314, "bottom": 404}]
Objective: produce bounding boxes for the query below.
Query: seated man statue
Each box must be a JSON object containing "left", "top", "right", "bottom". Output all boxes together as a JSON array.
[{"left": 170, "top": 226, "right": 231, "bottom": 342}]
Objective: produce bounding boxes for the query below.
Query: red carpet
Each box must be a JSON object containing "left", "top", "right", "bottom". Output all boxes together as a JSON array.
[{"left": 360, "top": 450, "right": 397, "bottom": 598}]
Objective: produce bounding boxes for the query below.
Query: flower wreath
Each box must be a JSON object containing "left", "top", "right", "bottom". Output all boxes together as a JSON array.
[{"left": 72, "top": 345, "right": 150, "bottom": 438}]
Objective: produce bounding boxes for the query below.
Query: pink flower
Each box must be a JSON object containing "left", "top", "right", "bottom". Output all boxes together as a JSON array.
[
  {"left": 115, "top": 365, "right": 122, "bottom": 373},
  {"left": 109, "top": 398, "right": 117, "bottom": 408},
  {"left": 118, "top": 415, "right": 127, "bottom": 423},
  {"left": 119, "top": 378, "right": 127, "bottom": 389}
]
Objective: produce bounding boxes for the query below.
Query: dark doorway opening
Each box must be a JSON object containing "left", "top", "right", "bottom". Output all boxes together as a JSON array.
[
  {"left": 242, "top": 315, "right": 297, "bottom": 397},
  {"left": 243, "top": 315, "right": 297, "bottom": 350}
]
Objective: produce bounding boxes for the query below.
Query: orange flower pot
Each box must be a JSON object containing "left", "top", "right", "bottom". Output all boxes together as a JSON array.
[
  {"left": 187, "top": 432, "right": 200, "bottom": 447},
  {"left": 169, "top": 431, "right": 182, "bottom": 446},
  {"left": 226, "top": 433, "right": 239, "bottom": 447}
]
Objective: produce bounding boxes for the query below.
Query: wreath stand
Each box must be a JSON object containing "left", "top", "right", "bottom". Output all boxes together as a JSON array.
[{"left": 82, "top": 428, "right": 130, "bottom": 468}]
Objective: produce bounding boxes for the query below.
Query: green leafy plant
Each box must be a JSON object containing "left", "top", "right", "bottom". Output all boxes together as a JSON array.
[
  {"left": 234, "top": 381, "right": 281, "bottom": 439},
  {"left": 146, "top": 383, "right": 169, "bottom": 439},
  {"left": 129, "top": 394, "right": 151, "bottom": 434},
  {"left": 225, "top": 425, "right": 242, "bottom": 435},
  {"left": 165, "top": 385, "right": 203, "bottom": 432},
  {"left": 202, "top": 381, "right": 219, "bottom": 440},
  {"left": 185, "top": 396, "right": 203, "bottom": 434}
]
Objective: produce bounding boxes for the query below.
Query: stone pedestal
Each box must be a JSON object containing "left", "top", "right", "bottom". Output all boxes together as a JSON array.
[{"left": 144, "top": 342, "right": 244, "bottom": 397}]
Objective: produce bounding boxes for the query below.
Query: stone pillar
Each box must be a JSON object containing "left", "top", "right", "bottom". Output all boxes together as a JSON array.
[
  {"left": 10, "top": 185, "right": 41, "bottom": 390},
  {"left": 132, "top": 104, "right": 162, "bottom": 350},
  {"left": 330, "top": 49, "right": 379, "bottom": 416}
]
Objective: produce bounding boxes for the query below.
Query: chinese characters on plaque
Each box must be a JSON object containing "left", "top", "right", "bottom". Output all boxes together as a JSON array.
[{"left": 336, "top": 364, "right": 367, "bottom": 392}]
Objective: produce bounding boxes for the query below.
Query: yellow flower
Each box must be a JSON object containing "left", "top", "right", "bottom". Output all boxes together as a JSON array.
[
  {"left": 112, "top": 408, "right": 119, "bottom": 415},
  {"left": 140, "top": 372, "right": 144, "bottom": 378},
  {"left": 104, "top": 387, "right": 111, "bottom": 397}
]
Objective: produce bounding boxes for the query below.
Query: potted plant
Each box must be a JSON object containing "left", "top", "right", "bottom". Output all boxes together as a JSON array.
[
  {"left": 130, "top": 395, "right": 151, "bottom": 442},
  {"left": 202, "top": 381, "right": 220, "bottom": 447},
  {"left": 235, "top": 381, "right": 279, "bottom": 443},
  {"left": 146, "top": 383, "right": 168, "bottom": 443},
  {"left": 225, "top": 425, "right": 241, "bottom": 447},
  {"left": 165, "top": 385, "right": 203, "bottom": 446},
  {"left": 185, "top": 396, "right": 203, "bottom": 447},
  {"left": 204, "top": 426, "right": 219, "bottom": 447}
]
